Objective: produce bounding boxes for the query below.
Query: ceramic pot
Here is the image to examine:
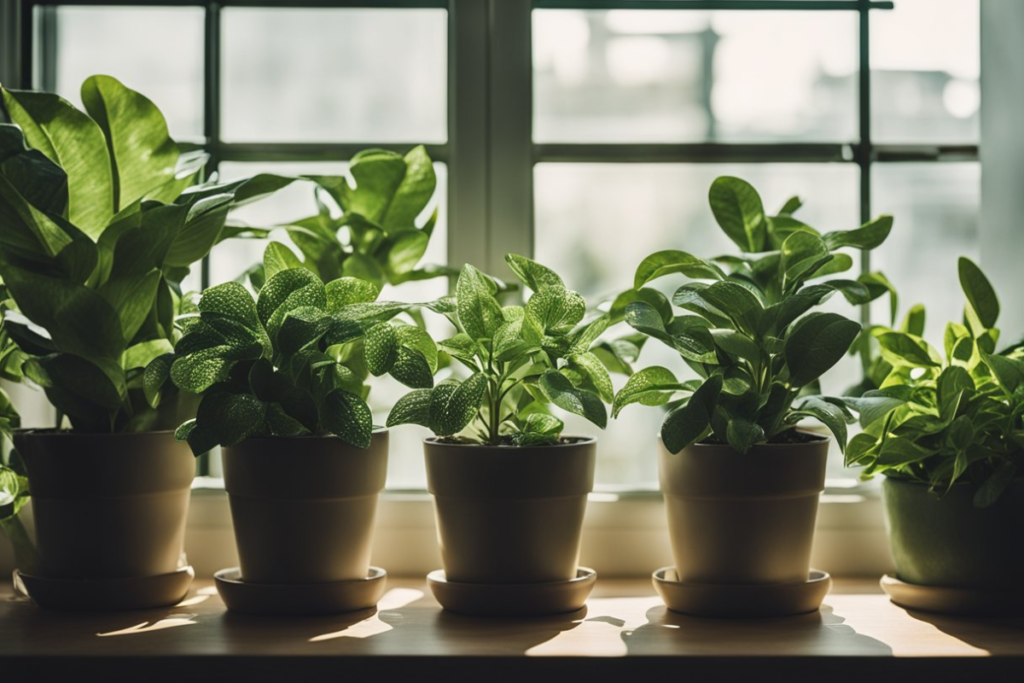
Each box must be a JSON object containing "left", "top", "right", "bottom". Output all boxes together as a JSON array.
[
  {"left": 424, "top": 437, "right": 596, "bottom": 584},
  {"left": 659, "top": 434, "right": 828, "bottom": 584},
  {"left": 883, "top": 476, "right": 1024, "bottom": 589},
  {"left": 223, "top": 431, "right": 388, "bottom": 583},
  {"left": 14, "top": 430, "right": 195, "bottom": 580}
]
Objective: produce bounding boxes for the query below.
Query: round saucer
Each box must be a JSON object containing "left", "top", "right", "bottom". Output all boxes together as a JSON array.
[
  {"left": 16, "top": 566, "right": 195, "bottom": 611},
  {"left": 214, "top": 566, "right": 387, "bottom": 616},
  {"left": 427, "top": 567, "right": 596, "bottom": 617},
  {"left": 880, "top": 574, "right": 1024, "bottom": 616},
  {"left": 652, "top": 567, "right": 831, "bottom": 618}
]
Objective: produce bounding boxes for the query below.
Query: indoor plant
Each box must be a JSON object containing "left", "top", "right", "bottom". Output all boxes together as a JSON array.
[
  {"left": 161, "top": 253, "right": 434, "bottom": 596},
  {"left": 0, "top": 75, "right": 290, "bottom": 607},
  {"left": 844, "top": 258, "right": 1023, "bottom": 600},
  {"left": 613, "top": 177, "right": 894, "bottom": 611},
  {"left": 387, "top": 255, "right": 614, "bottom": 613}
]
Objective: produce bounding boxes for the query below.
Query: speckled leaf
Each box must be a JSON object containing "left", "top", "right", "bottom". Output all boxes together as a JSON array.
[
  {"left": 505, "top": 253, "right": 564, "bottom": 292},
  {"left": 277, "top": 306, "right": 332, "bottom": 354},
  {"left": 365, "top": 322, "right": 398, "bottom": 376},
  {"left": 257, "top": 268, "right": 326, "bottom": 330},
  {"left": 189, "top": 392, "right": 266, "bottom": 454},
  {"left": 430, "top": 374, "right": 488, "bottom": 436},
  {"left": 263, "top": 242, "right": 304, "bottom": 281},
  {"left": 661, "top": 374, "right": 723, "bottom": 454},
  {"left": 395, "top": 325, "right": 438, "bottom": 373},
  {"left": 321, "top": 389, "right": 373, "bottom": 448},
  {"left": 526, "top": 286, "right": 586, "bottom": 335},
  {"left": 456, "top": 264, "right": 504, "bottom": 341},
  {"left": 386, "top": 389, "right": 433, "bottom": 428},
  {"left": 143, "top": 353, "right": 173, "bottom": 408},
  {"left": 389, "top": 347, "right": 434, "bottom": 389},
  {"left": 539, "top": 371, "right": 607, "bottom": 429},
  {"left": 568, "top": 352, "right": 614, "bottom": 403},
  {"left": 198, "top": 281, "right": 260, "bottom": 329},
  {"left": 326, "top": 277, "right": 380, "bottom": 311},
  {"left": 612, "top": 366, "right": 686, "bottom": 417}
]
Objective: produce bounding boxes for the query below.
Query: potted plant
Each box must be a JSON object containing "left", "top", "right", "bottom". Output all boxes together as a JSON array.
[
  {"left": 0, "top": 75, "right": 291, "bottom": 609},
  {"left": 246, "top": 146, "right": 454, "bottom": 291},
  {"left": 160, "top": 251, "right": 434, "bottom": 615},
  {"left": 614, "top": 176, "right": 894, "bottom": 616},
  {"left": 387, "top": 255, "right": 616, "bottom": 616},
  {"left": 845, "top": 258, "right": 1024, "bottom": 614}
]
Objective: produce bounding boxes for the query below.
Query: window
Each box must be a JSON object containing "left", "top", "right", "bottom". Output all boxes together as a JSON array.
[{"left": 5, "top": 0, "right": 981, "bottom": 493}]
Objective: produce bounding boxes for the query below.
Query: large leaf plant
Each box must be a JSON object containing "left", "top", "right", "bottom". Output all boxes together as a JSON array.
[
  {"left": 844, "top": 258, "right": 1024, "bottom": 507},
  {"left": 613, "top": 176, "right": 896, "bottom": 455},
  {"left": 386, "top": 255, "right": 617, "bottom": 446},
  {"left": 158, "top": 255, "right": 437, "bottom": 453},
  {"left": 0, "top": 75, "right": 294, "bottom": 433}
]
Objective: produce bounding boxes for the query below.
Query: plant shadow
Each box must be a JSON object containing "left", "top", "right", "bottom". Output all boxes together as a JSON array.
[{"left": 901, "top": 608, "right": 1024, "bottom": 656}]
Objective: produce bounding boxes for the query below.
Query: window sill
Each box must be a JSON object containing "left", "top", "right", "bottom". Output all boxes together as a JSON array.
[{"left": 1, "top": 577, "right": 1018, "bottom": 682}]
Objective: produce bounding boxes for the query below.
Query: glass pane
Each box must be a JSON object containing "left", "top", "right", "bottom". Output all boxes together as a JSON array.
[
  {"left": 871, "top": 163, "right": 980, "bottom": 342},
  {"left": 211, "top": 161, "right": 449, "bottom": 490},
  {"left": 535, "top": 163, "right": 861, "bottom": 486},
  {"left": 49, "top": 7, "right": 204, "bottom": 140},
  {"left": 534, "top": 10, "right": 857, "bottom": 143},
  {"left": 222, "top": 8, "right": 447, "bottom": 143},
  {"left": 871, "top": 0, "right": 980, "bottom": 143}
]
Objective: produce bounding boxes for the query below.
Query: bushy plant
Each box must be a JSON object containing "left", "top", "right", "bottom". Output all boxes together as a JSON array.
[
  {"left": 386, "top": 255, "right": 617, "bottom": 446},
  {"left": 159, "top": 254, "right": 437, "bottom": 453},
  {"left": 613, "top": 176, "right": 895, "bottom": 454},
  {"left": 844, "top": 258, "right": 1024, "bottom": 507},
  {"left": 0, "top": 75, "right": 292, "bottom": 432}
]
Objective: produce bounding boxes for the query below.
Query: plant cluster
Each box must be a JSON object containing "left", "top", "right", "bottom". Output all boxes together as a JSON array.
[
  {"left": 612, "top": 176, "right": 896, "bottom": 455},
  {"left": 844, "top": 258, "right": 1024, "bottom": 507},
  {"left": 386, "top": 255, "right": 617, "bottom": 446},
  {"left": 158, "top": 253, "right": 437, "bottom": 454},
  {"left": 0, "top": 76, "right": 293, "bottom": 433}
]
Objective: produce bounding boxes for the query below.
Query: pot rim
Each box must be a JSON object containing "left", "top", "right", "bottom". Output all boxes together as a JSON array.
[
  {"left": 13, "top": 428, "right": 176, "bottom": 438},
  {"left": 229, "top": 427, "right": 389, "bottom": 444},
  {"left": 659, "top": 428, "right": 829, "bottom": 451},
  {"left": 883, "top": 473, "right": 1024, "bottom": 489},
  {"left": 424, "top": 435, "right": 597, "bottom": 449}
]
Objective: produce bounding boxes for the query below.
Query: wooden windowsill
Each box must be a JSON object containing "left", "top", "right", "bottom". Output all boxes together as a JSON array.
[{"left": 3, "top": 577, "right": 1022, "bottom": 682}]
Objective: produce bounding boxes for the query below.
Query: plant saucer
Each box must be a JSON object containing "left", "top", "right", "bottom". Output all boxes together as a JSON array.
[
  {"left": 880, "top": 574, "right": 1024, "bottom": 616},
  {"left": 214, "top": 566, "right": 387, "bottom": 616},
  {"left": 16, "top": 565, "right": 195, "bottom": 611},
  {"left": 652, "top": 567, "right": 831, "bottom": 618},
  {"left": 427, "top": 567, "right": 596, "bottom": 617}
]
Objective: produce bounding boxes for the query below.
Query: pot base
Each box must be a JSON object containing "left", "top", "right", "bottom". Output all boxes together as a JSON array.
[
  {"left": 881, "top": 575, "right": 1024, "bottom": 616},
  {"left": 652, "top": 567, "right": 831, "bottom": 617},
  {"left": 427, "top": 567, "right": 596, "bottom": 617},
  {"left": 15, "top": 566, "right": 194, "bottom": 611},
  {"left": 214, "top": 566, "right": 387, "bottom": 616}
]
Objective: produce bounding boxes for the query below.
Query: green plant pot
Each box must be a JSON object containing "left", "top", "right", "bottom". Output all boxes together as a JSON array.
[
  {"left": 424, "top": 437, "right": 596, "bottom": 584},
  {"left": 659, "top": 433, "right": 829, "bottom": 585},
  {"left": 14, "top": 430, "right": 195, "bottom": 580},
  {"left": 223, "top": 431, "right": 388, "bottom": 584},
  {"left": 882, "top": 476, "right": 1024, "bottom": 589}
]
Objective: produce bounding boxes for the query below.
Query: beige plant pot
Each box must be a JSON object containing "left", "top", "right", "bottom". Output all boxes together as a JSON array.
[
  {"left": 658, "top": 433, "right": 828, "bottom": 584},
  {"left": 424, "top": 437, "right": 596, "bottom": 584},
  {"left": 14, "top": 430, "right": 195, "bottom": 580},
  {"left": 223, "top": 431, "right": 388, "bottom": 584}
]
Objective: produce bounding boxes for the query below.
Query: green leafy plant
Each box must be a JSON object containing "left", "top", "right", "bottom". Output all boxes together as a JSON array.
[
  {"left": 160, "top": 253, "right": 436, "bottom": 453},
  {"left": 613, "top": 176, "right": 895, "bottom": 455},
  {"left": 0, "top": 75, "right": 293, "bottom": 433},
  {"left": 844, "top": 258, "right": 1024, "bottom": 507},
  {"left": 386, "top": 255, "right": 617, "bottom": 446},
  {"left": 247, "top": 146, "right": 453, "bottom": 290}
]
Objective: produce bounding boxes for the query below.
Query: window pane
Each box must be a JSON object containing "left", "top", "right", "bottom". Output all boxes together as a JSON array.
[
  {"left": 49, "top": 7, "right": 204, "bottom": 140},
  {"left": 222, "top": 8, "right": 447, "bottom": 143},
  {"left": 871, "top": 0, "right": 979, "bottom": 143},
  {"left": 211, "top": 161, "right": 449, "bottom": 489},
  {"left": 535, "top": 163, "right": 860, "bottom": 486},
  {"left": 534, "top": 10, "right": 857, "bottom": 143},
  {"left": 871, "top": 163, "right": 980, "bottom": 342}
]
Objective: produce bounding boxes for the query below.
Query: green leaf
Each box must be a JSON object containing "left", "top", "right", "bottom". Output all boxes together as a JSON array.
[
  {"left": 708, "top": 176, "right": 767, "bottom": 253},
  {"left": 264, "top": 242, "right": 304, "bottom": 281},
  {"left": 983, "top": 352, "right": 1024, "bottom": 393},
  {"left": 80, "top": 75, "right": 178, "bottom": 212},
  {"left": 609, "top": 287, "right": 673, "bottom": 325},
  {"left": 430, "top": 374, "right": 488, "bottom": 436},
  {"left": 326, "top": 277, "right": 380, "bottom": 311},
  {"left": 187, "top": 392, "right": 266, "bottom": 454},
  {"left": 386, "top": 389, "right": 433, "bottom": 428},
  {"left": 958, "top": 257, "right": 999, "bottom": 330},
  {"left": 365, "top": 322, "right": 398, "bottom": 376},
  {"left": 568, "top": 352, "right": 615, "bottom": 403},
  {"left": 859, "top": 272, "right": 899, "bottom": 325},
  {"left": 876, "top": 331, "right": 940, "bottom": 368},
  {"left": 726, "top": 418, "right": 765, "bottom": 454},
  {"left": 1, "top": 87, "right": 114, "bottom": 236},
  {"left": 539, "top": 371, "right": 607, "bottom": 429},
  {"left": 388, "top": 346, "right": 434, "bottom": 389},
  {"left": 781, "top": 231, "right": 830, "bottom": 288},
  {"left": 902, "top": 303, "right": 926, "bottom": 337},
  {"left": 633, "top": 250, "right": 725, "bottom": 288},
  {"left": 875, "top": 438, "right": 935, "bottom": 467},
  {"left": 661, "top": 374, "right": 723, "bottom": 453},
  {"left": 784, "top": 312, "right": 861, "bottom": 387},
  {"left": 843, "top": 390, "right": 907, "bottom": 428},
  {"left": 143, "top": 353, "right": 173, "bottom": 408},
  {"left": 792, "top": 396, "right": 849, "bottom": 453},
  {"left": 396, "top": 325, "right": 439, "bottom": 374},
  {"left": 456, "top": 264, "right": 504, "bottom": 341},
  {"left": 527, "top": 286, "right": 586, "bottom": 335},
  {"left": 613, "top": 366, "right": 686, "bottom": 417},
  {"left": 822, "top": 215, "right": 893, "bottom": 250},
  {"left": 505, "top": 253, "right": 565, "bottom": 291},
  {"left": 198, "top": 281, "right": 260, "bottom": 330},
  {"left": 257, "top": 267, "right": 327, "bottom": 339},
  {"left": 383, "top": 230, "right": 429, "bottom": 277},
  {"left": 322, "top": 389, "right": 373, "bottom": 449}
]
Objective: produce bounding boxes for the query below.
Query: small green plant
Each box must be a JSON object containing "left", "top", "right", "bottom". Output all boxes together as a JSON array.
[
  {"left": 386, "top": 255, "right": 615, "bottom": 445},
  {"left": 160, "top": 253, "right": 437, "bottom": 453},
  {"left": 613, "top": 176, "right": 895, "bottom": 455},
  {"left": 0, "top": 75, "right": 292, "bottom": 433},
  {"left": 844, "top": 258, "right": 1024, "bottom": 507},
  {"left": 248, "top": 146, "right": 453, "bottom": 290}
]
